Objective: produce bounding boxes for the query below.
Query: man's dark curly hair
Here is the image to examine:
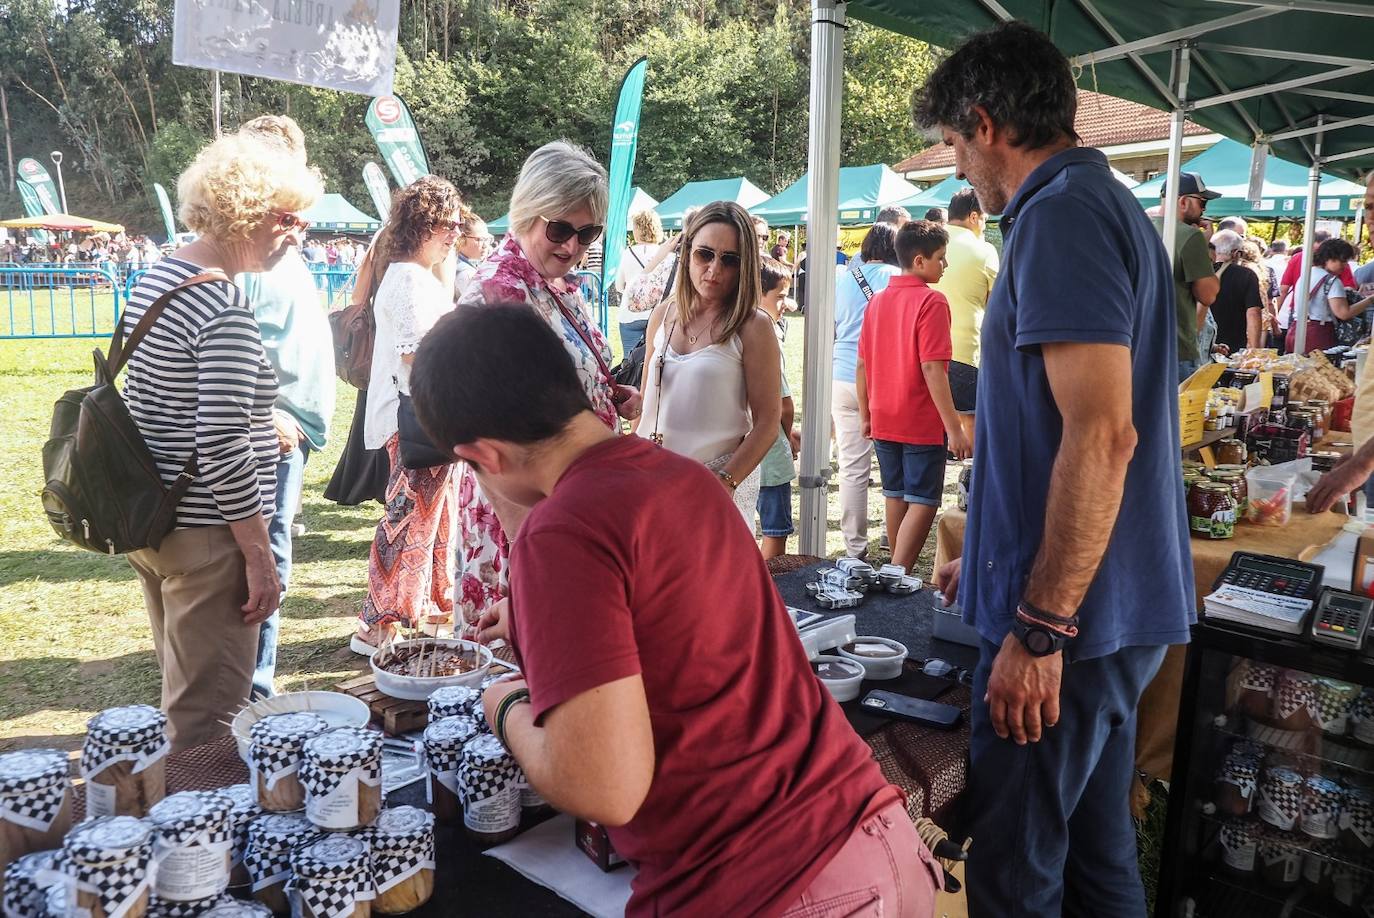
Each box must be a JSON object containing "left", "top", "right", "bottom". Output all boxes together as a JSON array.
[{"left": 913, "top": 21, "right": 1079, "bottom": 151}]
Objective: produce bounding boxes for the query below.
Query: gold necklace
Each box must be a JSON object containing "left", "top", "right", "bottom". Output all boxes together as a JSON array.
[{"left": 686, "top": 313, "right": 717, "bottom": 345}]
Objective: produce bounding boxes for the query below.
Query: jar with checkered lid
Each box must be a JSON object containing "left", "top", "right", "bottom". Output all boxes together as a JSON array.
[
  {"left": 217, "top": 784, "right": 259, "bottom": 893},
  {"left": 1257, "top": 827, "right": 1303, "bottom": 888},
  {"left": 1218, "top": 819, "right": 1257, "bottom": 875},
  {"left": 1272, "top": 671, "right": 1320, "bottom": 732},
  {"left": 249, "top": 712, "right": 329, "bottom": 813},
  {"left": 1314, "top": 678, "right": 1361, "bottom": 736},
  {"left": 289, "top": 834, "right": 374, "bottom": 918},
  {"left": 1301, "top": 838, "right": 1338, "bottom": 895},
  {"left": 1236, "top": 662, "right": 1278, "bottom": 719},
  {"left": 148, "top": 790, "right": 234, "bottom": 903},
  {"left": 81, "top": 705, "right": 168, "bottom": 819},
  {"left": 300, "top": 728, "right": 383, "bottom": 832},
  {"left": 245, "top": 812, "right": 319, "bottom": 915},
  {"left": 3, "top": 849, "right": 57, "bottom": 918},
  {"left": 458, "top": 733, "right": 521, "bottom": 845},
  {"left": 367, "top": 806, "right": 434, "bottom": 914},
  {"left": 0, "top": 748, "right": 71, "bottom": 873},
  {"left": 62, "top": 814, "right": 154, "bottom": 918},
  {"left": 1215, "top": 753, "right": 1261, "bottom": 816},
  {"left": 421, "top": 716, "right": 477, "bottom": 824},
  {"left": 427, "top": 686, "right": 480, "bottom": 723},
  {"left": 1341, "top": 786, "right": 1374, "bottom": 852},
  {"left": 1259, "top": 767, "right": 1304, "bottom": 831},
  {"left": 1300, "top": 775, "right": 1345, "bottom": 840},
  {"left": 1350, "top": 689, "right": 1374, "bottom": 746}
]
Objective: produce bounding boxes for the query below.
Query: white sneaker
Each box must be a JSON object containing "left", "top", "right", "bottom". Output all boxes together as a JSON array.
[{"left": 291, "top": 522, "right": 306, "bottom": 537}]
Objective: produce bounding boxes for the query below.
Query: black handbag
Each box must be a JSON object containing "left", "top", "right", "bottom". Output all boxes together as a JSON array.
[{"left": 397, "top": 393, "right": 452, "bottom": 470}]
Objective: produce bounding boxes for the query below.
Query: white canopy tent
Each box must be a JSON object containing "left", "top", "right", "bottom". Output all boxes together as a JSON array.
[{"left": 795, "top": 0, "right": 1374, "bottom": 555}]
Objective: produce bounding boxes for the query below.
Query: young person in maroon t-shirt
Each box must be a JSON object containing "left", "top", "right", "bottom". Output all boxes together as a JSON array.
[
  {"left": 857, "top": 220, "right": 972, "bottom": 573},
  {"left": 410, "top": 304, "right": 942, "bottom": 917}
]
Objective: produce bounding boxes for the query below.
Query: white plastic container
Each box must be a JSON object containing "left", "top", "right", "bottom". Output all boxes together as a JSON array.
[
  {"left": 837, "top": 637, "right": 909, "bottom": 680},
  {"left": 811, "top": 656, "right": 865, "bottom": 702},
  {"left": 371, "top": 639, "right": 494, "bottom": 701}
]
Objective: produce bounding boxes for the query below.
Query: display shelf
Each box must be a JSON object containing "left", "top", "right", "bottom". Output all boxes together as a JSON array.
[
  {"left": 1193, "top": 620, "right": 1374, "bottom": 687},
  {"left": 1211, "top": 716, "right": 1374, "bottom": 779},
  {"left": 1180, "top": 870, "right": 1341, "bottom": 918},
  {"left": 1183, "top": 428, "right": 1233, "bottom": 455},
  {"left": 1197, "top": 811, "right": 1374, "bottom": 875}
]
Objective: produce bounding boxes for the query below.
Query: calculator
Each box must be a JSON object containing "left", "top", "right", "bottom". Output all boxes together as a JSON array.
[
  {"left": 1214, "top": 552, "right": 1325, "bottom": 601},
  {"left": 1311, "top": 589, "right": 1374, "bottom": 650}
]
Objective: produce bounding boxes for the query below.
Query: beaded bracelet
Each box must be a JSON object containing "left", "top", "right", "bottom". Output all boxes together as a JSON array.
[{"left": 717, "top": 470, "right": 740, "bottom": 490}]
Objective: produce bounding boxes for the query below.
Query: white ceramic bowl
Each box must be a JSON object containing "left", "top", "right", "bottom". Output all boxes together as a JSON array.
[
  {"left": 837, "top": 636, "right": 909, "bottom": 680},
  {"left": 811, "top": 655, "right": 866, "bottom": 702},
  {"left": 370, "top": 638, "right": 494, "bottom": 702},
  {"left": 232, "top": 691, "right": 371, "bottom": 764}
]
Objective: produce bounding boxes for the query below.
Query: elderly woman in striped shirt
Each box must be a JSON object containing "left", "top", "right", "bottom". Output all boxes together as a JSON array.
[{"left": 122, "top": 132, "right": 322, "bottom": 751}]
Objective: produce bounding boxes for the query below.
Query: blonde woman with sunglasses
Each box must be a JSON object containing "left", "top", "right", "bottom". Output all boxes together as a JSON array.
[
  {"left": 454, "top": 141, "right": 642, "bottom": 633},
  {"left": 636, "top": 201, "right": 782, "bottom": 527}
]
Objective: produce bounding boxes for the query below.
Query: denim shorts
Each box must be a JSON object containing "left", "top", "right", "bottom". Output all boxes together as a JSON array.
[
  {"left": 756, "top": 483, "right": 794, "bottom": 537},
  {"left": 874, "top": 440, "right": 946, "bottom": 506}
]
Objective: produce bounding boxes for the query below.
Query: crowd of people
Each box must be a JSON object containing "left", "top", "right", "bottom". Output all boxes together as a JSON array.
[
  {"left": 0, "top": 233, "right": 163, "bottom": 272},
  {"left": 97, "top": 16, "right": 1374, "bottom": 916}
]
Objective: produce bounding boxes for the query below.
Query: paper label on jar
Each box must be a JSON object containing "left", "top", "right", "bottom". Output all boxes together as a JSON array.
[
  {"left": 1262, "top": 847, "right": 1301, "bottom": 883},
  {"left": 463, "top": 787, "right": 519, "bottom": 835},
  {"left": 1258, "top": 792, "right": 1299, "bottom": 831},
  {"left": 153, "top": 837, "right": 231, "bottom": 901},
  {"left": 85, "top": 779, "right": 117, "bottom": 819},
  {"left": 1301, "top": 811, "right": 1341, "bottom": 839},
  {"left": 520, "top": 785, "right": 547, "bottom": 809},
  {"left": 1222, "top": 839, "right": 1256, "bottom": 873},
  {"left": 307, "top": 773, "right": 361, "bottom": 830}
]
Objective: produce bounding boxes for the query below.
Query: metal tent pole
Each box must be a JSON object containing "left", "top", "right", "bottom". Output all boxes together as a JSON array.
[
  {"left": 797, "top": 0, "right": 845, "bottom": 556},
  {"left": 1294, "top": 116, "right": 1325, "bottom": 356},
  {"left": 213, "top": 71, "right": 223, "bottom": 138},
  {"left": 1162, "top": 46, "right": 1191, "bottom": 270}
]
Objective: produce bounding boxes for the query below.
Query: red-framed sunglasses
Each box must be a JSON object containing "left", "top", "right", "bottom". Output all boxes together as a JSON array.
[{"left": 274, "top": 212, "right": 312, "bottom": 232}]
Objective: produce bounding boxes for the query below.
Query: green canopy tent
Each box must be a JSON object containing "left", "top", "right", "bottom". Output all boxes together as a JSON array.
[
  {"left": 750, "top": 164, "right": 923, "bottom": 225},
  {"left": 790, "top": 0, "right": 1374, "bottom": 553},
  {"left": 487, "top": 186, "right": 658, "bottom": 236},
  {"left": 300, "top": 193, "right": 381, "bottom": 234},
  {"left": 655, "top": 177, "right": 770, "bottom": 230},
  {"left": 897, "top": 175, "right": 973, "bottom": 212},
  {"left": 1131, "top": 138, "right": 1365, "bottom": 218}
]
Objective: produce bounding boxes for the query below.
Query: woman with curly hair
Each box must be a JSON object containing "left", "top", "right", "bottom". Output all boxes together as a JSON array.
[
  {"left": 353, "top": 175, "right": 465, "bottom": 651},
  {"left": 123, "top": 131, "right": 322, "bottom": 749}
]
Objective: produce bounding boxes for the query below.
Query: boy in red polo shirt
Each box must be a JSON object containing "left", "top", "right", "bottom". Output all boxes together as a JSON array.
[{"left": 858, "top": 220, "right": 972, "bottom": 572}]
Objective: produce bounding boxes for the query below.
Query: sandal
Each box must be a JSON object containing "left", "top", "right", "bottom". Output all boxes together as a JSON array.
[{"left": 349, "top": 622, "right": 397, "bottom": 656}]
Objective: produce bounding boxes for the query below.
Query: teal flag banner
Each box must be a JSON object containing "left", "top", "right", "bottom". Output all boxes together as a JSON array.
[
  {"left": 365, "top": 95, "right": 430, "bottom": 188},
  {"left": 601, "top": 57, "right": 649, "bottom": 302}
]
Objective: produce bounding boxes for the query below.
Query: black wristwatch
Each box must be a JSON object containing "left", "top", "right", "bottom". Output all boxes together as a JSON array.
[{"left": 1011, "top": 616, "right": 1069, "bottom": 657}]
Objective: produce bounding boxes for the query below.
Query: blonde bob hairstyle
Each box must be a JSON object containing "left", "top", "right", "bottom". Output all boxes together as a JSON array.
[
  {"left": 507, "top": 141, "right": 608, "bottom": 239},
  {"left": 177, "top": 133, "right": 323, "bottom": 242},
  {"left": 670, "top": 201, "right": 763, "bottom": 344},
  {"left": 630, "top": 209, "right": 664, "bottom": 245}
]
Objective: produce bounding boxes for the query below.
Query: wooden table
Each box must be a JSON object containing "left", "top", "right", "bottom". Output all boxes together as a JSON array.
[{"left": 933, "top": 505, "right": 1350, "bottom": 779}]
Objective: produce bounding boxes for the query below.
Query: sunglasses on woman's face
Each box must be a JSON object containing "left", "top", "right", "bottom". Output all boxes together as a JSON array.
[
  {"left": 542, "top": 217, "right": 604, "bottom": 246},
  {"left": 275, "top": 212, "right": 312, "bottom": 232},
  {"left": 432, "top": 219, "right": 464, "bottom": 234},
  {"left": 691, "top": 245, "right": 741, "bottom": 269}
]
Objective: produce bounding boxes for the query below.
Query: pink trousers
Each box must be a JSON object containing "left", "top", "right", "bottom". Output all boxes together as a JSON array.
[{"left": 780, "top": 798, "right": 944, "bottom": 917}]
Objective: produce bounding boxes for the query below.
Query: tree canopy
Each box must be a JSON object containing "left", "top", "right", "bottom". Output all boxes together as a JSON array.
[{"left": 0, "top": 0, "right": 938, "bottom": 233}]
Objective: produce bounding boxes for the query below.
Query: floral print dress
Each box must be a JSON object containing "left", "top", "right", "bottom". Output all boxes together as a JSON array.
[{"left": 453, "top": 235, "right": 619, "bottom": 623}]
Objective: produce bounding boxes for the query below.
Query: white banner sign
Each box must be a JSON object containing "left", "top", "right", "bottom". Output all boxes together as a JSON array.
[{"left": 173, "top": 0, "right": 400, "bottom": 97}]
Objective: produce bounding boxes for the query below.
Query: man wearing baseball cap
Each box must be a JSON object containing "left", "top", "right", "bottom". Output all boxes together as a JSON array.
[{"left": 1155, "top": 172, "right": 1220, "bottom": 382}]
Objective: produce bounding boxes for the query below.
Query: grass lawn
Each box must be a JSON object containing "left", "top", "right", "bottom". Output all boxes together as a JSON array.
[{"left": 0, "top": 313, "right": 941, "bottom": 751}]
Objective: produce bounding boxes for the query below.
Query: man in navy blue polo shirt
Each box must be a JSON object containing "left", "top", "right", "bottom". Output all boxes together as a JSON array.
[{"left": 920, "top": 22, "right": 1195, "bottom": 917}]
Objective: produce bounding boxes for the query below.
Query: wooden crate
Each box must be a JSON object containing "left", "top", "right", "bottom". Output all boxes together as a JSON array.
[{"left": 337, "top": 654, "right": 522, "bottom": 737}]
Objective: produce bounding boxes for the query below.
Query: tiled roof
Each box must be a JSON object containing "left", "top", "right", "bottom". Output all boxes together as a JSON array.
[{"left": 894, "top": 90, "right": 1212, "bottom": 173}]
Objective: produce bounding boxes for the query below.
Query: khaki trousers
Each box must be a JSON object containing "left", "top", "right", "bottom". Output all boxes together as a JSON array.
[
  {"left": 831, "top": 380, "right": 874, "bottom": 558},
  {"left": 128, "top": 526, "right": 256, "bottom": 752}
]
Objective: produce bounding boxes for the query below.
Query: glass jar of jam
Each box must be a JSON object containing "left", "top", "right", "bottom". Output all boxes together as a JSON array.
[
  {"left": 1189, "top": 482, "right": 1236, "bottom": 539},
  {"left": 1207, "top": 469, "right": 1248, "bottom": 519},
  {"left": 1216, "top": 437, "right": 1248, "bottom": 466}
]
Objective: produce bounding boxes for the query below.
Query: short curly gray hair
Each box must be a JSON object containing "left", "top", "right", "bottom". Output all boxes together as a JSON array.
[{"left": 508, "top": 141, "right": 608, "bottom": 238}]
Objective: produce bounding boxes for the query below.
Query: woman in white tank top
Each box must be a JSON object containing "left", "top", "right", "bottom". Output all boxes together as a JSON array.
[{"left": 637, "top": 201, "right": 782, "bottom": 527}]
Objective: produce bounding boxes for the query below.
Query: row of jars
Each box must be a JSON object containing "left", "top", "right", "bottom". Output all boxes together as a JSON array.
[
  {"left": 421, "top": 685, "right": 550, "bottom": 847},
  {"left": 3, "top": 798, "right": 436, "bottom": 918},
  {"left": 1215, "top": 740, "right": 1372, "bottom": 850}
]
